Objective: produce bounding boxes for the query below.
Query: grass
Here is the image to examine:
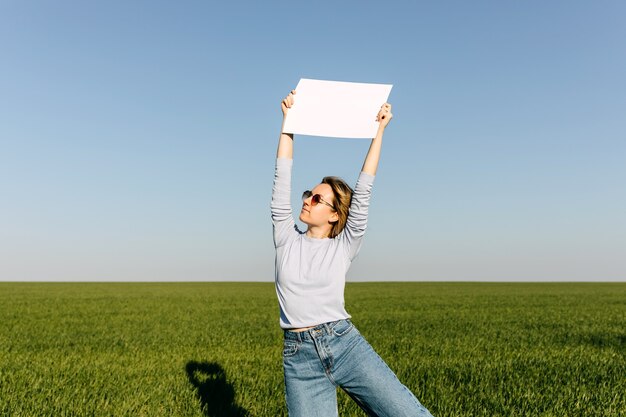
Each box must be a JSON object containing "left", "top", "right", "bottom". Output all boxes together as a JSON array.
[{"left": 0, "top": 282, "right": 624, "bottom": 416}]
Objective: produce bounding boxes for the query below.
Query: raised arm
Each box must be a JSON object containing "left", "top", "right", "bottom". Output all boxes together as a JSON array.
[
  {"left": 340, "top": 103, "right": 393, "bottom": 259},
  {"left": 271, "top": 90, "right": 299, "bottom": 248},
  {"left": 361, "top": 103, "right": 393, "bottom": 176},
  {"left": 277, "top": 90, "right": 296, "bottom": 159}
]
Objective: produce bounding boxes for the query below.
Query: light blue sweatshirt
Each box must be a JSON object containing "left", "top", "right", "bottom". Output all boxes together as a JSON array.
[{"left": 271, "top": 158, "right": 375, "bottom": 329}]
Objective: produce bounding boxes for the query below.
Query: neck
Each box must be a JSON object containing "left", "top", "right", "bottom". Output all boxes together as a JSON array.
[{"left": 306, "top": 226, "right": 331, "bottom": 239}]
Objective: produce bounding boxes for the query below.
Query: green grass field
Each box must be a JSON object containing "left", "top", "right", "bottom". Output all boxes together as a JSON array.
[{"left": 1, "top": 282, "right": 624, "bottom": 416}]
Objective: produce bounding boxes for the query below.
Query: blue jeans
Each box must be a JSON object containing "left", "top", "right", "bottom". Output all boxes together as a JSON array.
[{"left": 283, "top": 319, "right": 434, "bottom": 417}]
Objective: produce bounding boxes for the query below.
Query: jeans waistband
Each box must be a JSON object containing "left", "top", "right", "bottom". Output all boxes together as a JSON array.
[{"left": 284, "top": 319, "right": 350, "bottom": 342}]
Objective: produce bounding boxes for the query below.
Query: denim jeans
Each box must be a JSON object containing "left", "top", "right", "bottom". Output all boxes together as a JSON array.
[{"left": 283, "top": 319, "right": 434, "bottom": 417}]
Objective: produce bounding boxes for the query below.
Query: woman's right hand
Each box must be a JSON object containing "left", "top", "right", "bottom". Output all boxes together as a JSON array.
[{"left": 281, "top": 90, "right": 296, "bottom": 117}]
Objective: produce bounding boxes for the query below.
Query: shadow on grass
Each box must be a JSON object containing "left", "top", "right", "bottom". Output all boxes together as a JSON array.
[{"left": 186, "top": 361, "right": 249, "bottom": 417}]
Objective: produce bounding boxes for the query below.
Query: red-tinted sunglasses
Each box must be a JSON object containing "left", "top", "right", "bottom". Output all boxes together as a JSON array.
[{"left": 302, "top": 190, "right": 336, "bottom": 210}]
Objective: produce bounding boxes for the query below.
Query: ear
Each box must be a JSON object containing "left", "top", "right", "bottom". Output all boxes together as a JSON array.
[{"left": 328, "top": 212, "right": 339, "bottom": 224}]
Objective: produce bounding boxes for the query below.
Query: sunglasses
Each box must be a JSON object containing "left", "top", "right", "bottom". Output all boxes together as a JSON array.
[{"left": 302, "top": 190, "right": 336, "bottom": 210}]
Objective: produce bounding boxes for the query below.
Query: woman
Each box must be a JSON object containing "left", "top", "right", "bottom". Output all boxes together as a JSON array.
[{"left": 271, "top": 90, "right": 433, "bottom": 417}]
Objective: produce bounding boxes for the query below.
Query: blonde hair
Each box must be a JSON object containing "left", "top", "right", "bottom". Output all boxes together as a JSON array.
[{"left": 321, "top": 176, "right": 354, "bottom": 238}]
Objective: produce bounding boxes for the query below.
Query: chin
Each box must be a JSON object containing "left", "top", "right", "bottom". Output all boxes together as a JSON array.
[{"left": 299, "top": 214, "right": 313, "bottom": 226}]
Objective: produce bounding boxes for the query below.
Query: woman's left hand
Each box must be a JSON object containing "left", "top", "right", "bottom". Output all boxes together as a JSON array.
[{"left": 376, "top": 103, "right": 393, "bottom": 129}]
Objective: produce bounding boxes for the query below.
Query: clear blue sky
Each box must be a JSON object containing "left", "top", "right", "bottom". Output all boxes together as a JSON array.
[{"left": 1, "top": 1, "right": 624, "bottom": 281}]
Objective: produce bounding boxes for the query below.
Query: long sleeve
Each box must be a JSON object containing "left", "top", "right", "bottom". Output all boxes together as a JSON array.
[
  {"left": 341, "top": 171, "right": 375, "bottom": 261},
  {"left": 273, "top": 163, "right": 369, "bottom": 329},
  {"left": 271, "top": 158, "right": 298, "bottom": 247}
]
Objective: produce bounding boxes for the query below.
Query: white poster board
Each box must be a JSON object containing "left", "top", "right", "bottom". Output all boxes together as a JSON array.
[{"left": 282, "top": 78, "right": 393, "bottom": 139}]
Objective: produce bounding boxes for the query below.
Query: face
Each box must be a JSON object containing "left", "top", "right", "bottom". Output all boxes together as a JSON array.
[{"left": 299, "top": 183, "right": 339, "bottom": 226}]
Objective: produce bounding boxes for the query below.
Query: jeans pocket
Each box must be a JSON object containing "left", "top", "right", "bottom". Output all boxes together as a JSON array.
[
  {"left": 332, "top": 319, "right": 354, "bottom": 337},
  {"left": 283, "top": 340, "right": 299, "bottom": 357}
]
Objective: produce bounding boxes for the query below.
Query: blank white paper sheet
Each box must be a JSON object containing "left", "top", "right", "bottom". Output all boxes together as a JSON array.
[{"left": 282, "top": 78, "right": 393, "bottom": 139}]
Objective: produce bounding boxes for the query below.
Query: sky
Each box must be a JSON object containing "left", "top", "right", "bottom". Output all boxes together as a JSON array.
[{"left": 1, "top": 1, "right": 624, "bottom": 282}]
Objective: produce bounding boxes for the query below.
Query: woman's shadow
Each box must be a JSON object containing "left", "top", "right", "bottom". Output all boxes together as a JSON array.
[{"left": 185, "top": 361, "right": 249, "bottom": 417}]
